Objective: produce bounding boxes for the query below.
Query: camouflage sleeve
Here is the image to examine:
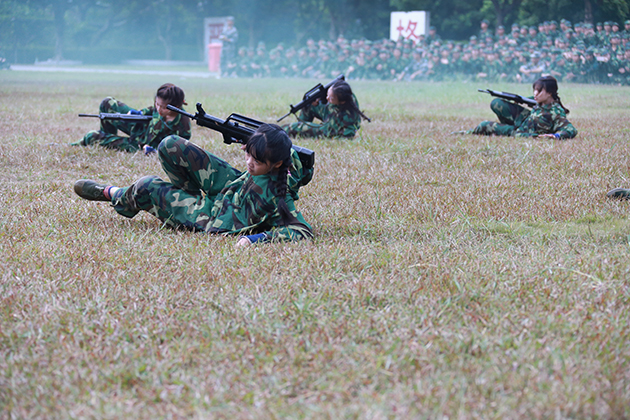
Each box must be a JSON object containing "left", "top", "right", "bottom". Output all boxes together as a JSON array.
[
  {"left": 140, "top": 106, "right": 155, "bottom": 116},
  {"left": 141, "top": 113, "right": 192, "bottom": 148},
  {"left": 298, "top": 102, "right": 329, "bottom": 122},
  {"left": 251, "top": 197, "right": 314, "bottom": 243},
  {"left": 552, "top": 113, "right": 578, "bottom": 139},
  {"left": 174, "top": 114, "right": 192, "bottom": 140}
]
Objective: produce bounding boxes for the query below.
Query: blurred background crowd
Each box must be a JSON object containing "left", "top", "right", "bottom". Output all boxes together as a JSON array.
[
  {"left": 2, "top": 0, "right": 629, "bottom": 85},
  {"left": 224, "top": 19, "right": 630, "bottom": 85}
]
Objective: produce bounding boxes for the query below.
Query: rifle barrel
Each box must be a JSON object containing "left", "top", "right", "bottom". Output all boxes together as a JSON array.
[
  {"left": 166, "top": 104, "right": 195, "bottom": 119},
  {"left": 277, "top": 111, "right": 291, "bottom": 122}
]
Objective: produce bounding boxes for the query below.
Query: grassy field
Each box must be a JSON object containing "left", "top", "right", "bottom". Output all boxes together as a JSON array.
[{"left": 1, "top": 69, "right": 629, "bottom": 419}]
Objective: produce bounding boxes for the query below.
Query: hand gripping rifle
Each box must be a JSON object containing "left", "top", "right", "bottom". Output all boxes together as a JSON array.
[
  {"left": 478, "top": 89, "right": 537, "bottom": 108},
  {"left": 277, "top": 74, "right": 346, "bottom": 122},
  {"left": 167, "top": 103, "right": 315, "bottom": 171},
  {"left": 78, "top": 113, "right": 154, "bottom": 123}
]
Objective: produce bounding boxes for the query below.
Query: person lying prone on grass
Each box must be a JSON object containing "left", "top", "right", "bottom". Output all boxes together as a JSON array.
[
  {"left": 73, "top": 124, "right": 313, "bottom": 246},
  {"left": 72, "top": 83, "right": 192, "bottom": 154},
  {"left": 459, "top": 76, "right": 578, "bottom": 139}
]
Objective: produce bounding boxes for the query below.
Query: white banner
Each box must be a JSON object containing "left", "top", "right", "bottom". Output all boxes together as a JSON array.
[{"left": 390, "top": 11, "right": 430, "bottom": 42}]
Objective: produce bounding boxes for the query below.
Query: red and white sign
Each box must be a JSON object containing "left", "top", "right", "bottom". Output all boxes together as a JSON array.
[{"left": 390, "top": 11, "right": 430, "bottom": 42}]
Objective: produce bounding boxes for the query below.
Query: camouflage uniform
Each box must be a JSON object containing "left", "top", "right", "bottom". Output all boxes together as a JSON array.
[
  {"left": 388, "top": 53, "right": 409, "bottom": 77},
  {"left": 283, "top": 94, "right": 362, "bottom": 138},
  {"left": 470, "top": 98, "right": 577, "bottom": 139},
  {"left": 219, "top": 21, "right": 239, "bottom": 76},
  {"left": 111, "top": 135, "right": 313, "bottom": 242},
  {"left": 75, "top": 97, "right": 191, "bottom": 152}
]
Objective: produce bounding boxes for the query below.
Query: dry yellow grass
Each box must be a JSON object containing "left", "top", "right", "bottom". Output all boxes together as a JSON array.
[{"left": 0, "top": 70, "right": 629, "bottom": 419}]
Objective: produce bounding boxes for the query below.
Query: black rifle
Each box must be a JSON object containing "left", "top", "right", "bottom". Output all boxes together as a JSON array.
[
  {"left": 167, "top": 103, "right": 315, "bottom": 171},
  {"left": 78, "top": 113, "right": 154, "bottom": 123},
  {"left": 478, "top": 89, "right": 537, "bottom": 108},
  {"left": 277, "top": 74, "right": 345, "bottom": 122}
]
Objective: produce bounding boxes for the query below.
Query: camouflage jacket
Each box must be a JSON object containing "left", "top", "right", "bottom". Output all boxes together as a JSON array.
[
  {"left": 113, "top": 144, "right": 314, "bottom": 242},
  {"left": 515, "top": 102, "right": 578, "bottom": 139},
  {"left": 206, "top": 149, "right": 314, "bottom": 242},
  {"left": 294, "top": 94, "right": 362, "bottom": 138},
  {"left": 138, "top": 106, "right": 192, "bottom": 148}
]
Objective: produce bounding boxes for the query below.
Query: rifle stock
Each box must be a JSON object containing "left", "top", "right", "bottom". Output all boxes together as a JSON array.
[
  {"left": 168, "top": 103, "right": 315, "bottom": 171},
  {"left": 478, "top": 89, "right": 537, "bottom": 107},
  {"left": 277, "top": 74, "right": 345, "bottom": 122}
]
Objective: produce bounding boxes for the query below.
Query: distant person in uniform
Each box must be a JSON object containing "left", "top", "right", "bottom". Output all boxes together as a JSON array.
[
  {"left": 517, "top": 51, "right": 546, "bottom": 83},
  {"left": 458, "top": 76, "right": 577, "bottom": 139},
  {"left": 72, "top": 83, "right": 191, "bottom": 153},
  {"left": 282, "top": 80, "right": 369, "bottom": 139},
  {"left": 219, "top": 16, "right": 238, "bottom": 77}
]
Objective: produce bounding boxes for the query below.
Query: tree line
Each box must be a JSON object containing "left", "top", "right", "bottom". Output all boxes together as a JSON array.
[{"left": 0, "top": 0, "right": 628, "bottom": 64}]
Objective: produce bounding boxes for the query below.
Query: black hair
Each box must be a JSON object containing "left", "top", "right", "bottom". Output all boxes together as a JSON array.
[
  {"left": 533, "top": 76, "right": 570, "bottom": 114},
  {"left": 245, "top": 124, "right": 296, "bottom": 226},
  {"left": 331, "top": 80, "right": 371, "bottom": 122},
  {"left": 331, "top": 80, "right": 354, "bottom": 108},
  {"left": 156, "top": 83, "right": 187, "bottom": 108}
]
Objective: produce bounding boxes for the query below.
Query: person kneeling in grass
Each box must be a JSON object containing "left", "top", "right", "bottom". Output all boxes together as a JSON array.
[{"left": 74, "top": 124, "right": 313, "bottom": 246}]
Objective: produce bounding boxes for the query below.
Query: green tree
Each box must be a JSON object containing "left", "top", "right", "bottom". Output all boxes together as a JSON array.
[
  {"left": 518, "top": 0, "right": 629, "bottom": 27},
  {"left": 0, "top": 0, "right": 56, "bottom": 62},
  {"left": 484, "top": 0, "right": 524, "bottom": 27}
]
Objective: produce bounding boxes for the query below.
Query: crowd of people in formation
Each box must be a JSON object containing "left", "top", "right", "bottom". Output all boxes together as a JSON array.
[{"left": 222, "top": 19, "right": 630, "bottom": 85}]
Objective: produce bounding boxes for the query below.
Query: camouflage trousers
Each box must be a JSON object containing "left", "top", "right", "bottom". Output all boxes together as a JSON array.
[
  {"left": 470, "top": 98, "right": 531, "bottom": 136},
  {"left": 112, "top": 135, "right": 242, "bottom": 230},
  {"left": 74, "top": 97, "right": 144, "bottom": 152},
  {"left": 283, "top": 107, "right": 326, "bottom": 138}
]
